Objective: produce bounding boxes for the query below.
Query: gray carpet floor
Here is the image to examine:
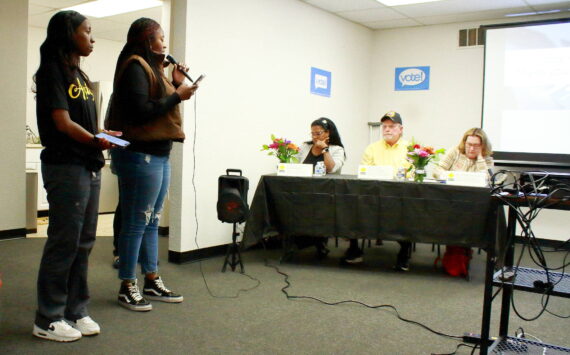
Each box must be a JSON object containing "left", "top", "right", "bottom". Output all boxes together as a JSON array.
[{"left": 0, "top": 236, "right": 568, "bottom": 354}]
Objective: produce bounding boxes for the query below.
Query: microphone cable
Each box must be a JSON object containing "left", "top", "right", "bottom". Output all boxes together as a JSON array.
[{"left": 189, "top": 92, "right": 260, "bottom": 299}]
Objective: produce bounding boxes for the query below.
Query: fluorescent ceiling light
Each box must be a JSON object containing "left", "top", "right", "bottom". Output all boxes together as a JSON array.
[
  {"left": 63, "top": 0, "right": 162, "bottom": 18},
  {"left": 505, "top": 9, "right": 561, "bottom": 17},
  {"left": 376, "top": 0, "right": 443, "bottom": 6}
]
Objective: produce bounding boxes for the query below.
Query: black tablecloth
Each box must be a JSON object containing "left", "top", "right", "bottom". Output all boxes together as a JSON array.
[{"left": 243, "top": 174, "right": 498, "bottom": 249}]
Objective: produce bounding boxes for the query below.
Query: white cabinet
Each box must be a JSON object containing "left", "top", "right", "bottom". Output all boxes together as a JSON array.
[
  {"left": 99, "top": 162, "right": 118, "bottom": 213},
  {"left": 26, "top": 145, "right": 49, "bottom": 211},
  {"left": 26, "top": 145, "right": 118, "bottom": 213}
]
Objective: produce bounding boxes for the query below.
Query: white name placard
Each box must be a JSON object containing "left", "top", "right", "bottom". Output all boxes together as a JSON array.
[
  {"left": 445, "top": 171, "right": 488, "bottom": 187},
  {"left": 357, "top": 165, "right": 394, "bottom": 180},
  {"left": 276, "top": 163, "right": 313, "bottom": 177}
]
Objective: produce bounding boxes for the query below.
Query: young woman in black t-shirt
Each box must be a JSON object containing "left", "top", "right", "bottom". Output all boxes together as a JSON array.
[{"left": 33, "top": 10, "right": 116, "bottom": 342}]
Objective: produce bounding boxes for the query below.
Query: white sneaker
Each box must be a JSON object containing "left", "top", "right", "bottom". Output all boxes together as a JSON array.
[
  {"left": 70, "top": 316, "right": 100, "bottom": 336},
  {"left": 33, "top": 320, "right": 82, "bottom": 342}
]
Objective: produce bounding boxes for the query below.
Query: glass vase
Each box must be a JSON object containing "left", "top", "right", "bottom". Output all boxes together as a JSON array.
[{"left": 413, "top": 168, "right": 426, "bottom": 183}]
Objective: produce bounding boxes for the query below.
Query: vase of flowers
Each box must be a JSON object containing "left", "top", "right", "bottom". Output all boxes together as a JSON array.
[
  {"left": 407, "top": 141, "right": 445, "bottom": 183},
  {"left": 261, "top": 134, "right": 300, "bottom": 163}
]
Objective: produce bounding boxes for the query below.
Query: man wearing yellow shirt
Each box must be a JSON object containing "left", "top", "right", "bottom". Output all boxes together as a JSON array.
[{"left": 342, "top": 111, "right": 412, "bottom": 271}]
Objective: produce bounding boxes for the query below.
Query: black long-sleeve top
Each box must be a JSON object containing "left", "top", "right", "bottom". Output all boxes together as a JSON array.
[{"left": 115, "top": 61, "right": 181, "bottom": 156}]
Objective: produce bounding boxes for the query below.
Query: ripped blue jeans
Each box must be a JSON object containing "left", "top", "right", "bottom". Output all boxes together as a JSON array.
[{"left": 110, "top": 149, "right": 170, "bottom": 281}]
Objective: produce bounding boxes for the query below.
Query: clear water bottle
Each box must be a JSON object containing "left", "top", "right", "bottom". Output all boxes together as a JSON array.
[
  {"left": 396, "top": 167, "right": 406, "bottom": 181},
  {"left": 314, "top": 161, "right": 326, "bottom": 176}
]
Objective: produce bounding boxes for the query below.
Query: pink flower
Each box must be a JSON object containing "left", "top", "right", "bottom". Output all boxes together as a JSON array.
[
  {"left": 269, "top": 143, "right": 279, "bottom": 149},
  {"left": 418, "top": 150, "right": 429, "bottom": 158}
]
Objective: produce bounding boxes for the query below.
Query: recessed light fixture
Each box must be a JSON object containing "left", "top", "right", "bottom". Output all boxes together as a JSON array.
[
  {"left": 505, "top": 9, "right": 561, "bottom": 17},
  {"left": 63, "top": 0, "right": 162, "bottom": 18},
  {"left": 376, "top": 0, "right": 443, "bottom": 6}
]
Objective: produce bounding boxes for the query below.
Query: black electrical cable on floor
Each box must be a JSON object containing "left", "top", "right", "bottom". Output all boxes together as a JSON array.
[
  {"left": 264, "top": 260, "right": 463, "bottom": 341},
  {"left": 190, "top": 93, "right": 260, "bottom": 298},
  {"left": 469, "top": 343, "right": 479, "bottom": 355},
  {"left": 431, "top": 343, "right": 477, "bottom": 355}
]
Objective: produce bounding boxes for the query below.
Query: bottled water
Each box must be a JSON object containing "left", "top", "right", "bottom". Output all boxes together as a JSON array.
[
  {"left": 314, "top": 161, "right": 326, "bottom": 176},
  {"left": 396, "top": 167, "right": 406, "bottom": 181}
]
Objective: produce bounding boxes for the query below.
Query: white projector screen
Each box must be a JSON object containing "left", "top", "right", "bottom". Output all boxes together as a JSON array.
[{"left": 482, "top": 19, "right": 570, "bottom": 167}]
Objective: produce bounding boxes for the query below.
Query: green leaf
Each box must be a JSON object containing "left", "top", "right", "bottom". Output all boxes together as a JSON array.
[{"left": 291, "top": 157, "right": 299, "bottom": 163}]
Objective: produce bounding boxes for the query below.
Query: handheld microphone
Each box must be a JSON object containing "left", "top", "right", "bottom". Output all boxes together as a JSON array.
[{"left": 165, "top": 54, "right": 194, "bottom": 83}]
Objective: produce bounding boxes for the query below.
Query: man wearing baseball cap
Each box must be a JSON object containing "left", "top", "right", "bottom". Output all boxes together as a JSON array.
[{"left": 341, "top": 111, "right": 412, "bottom": 271}]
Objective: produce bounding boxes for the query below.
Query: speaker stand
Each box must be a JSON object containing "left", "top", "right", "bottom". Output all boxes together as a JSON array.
[{"left": 222, "top": 223, "right": 244, "bottom": 273}]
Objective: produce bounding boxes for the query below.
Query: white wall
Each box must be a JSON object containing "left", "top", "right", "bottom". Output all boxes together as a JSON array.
[
  {"left": 169, "top": 0, "right": 373, "bottom": 252},
  {"left": 370, "top": 22, "right": 484, "bottom": 150},
  {"left": 26, "top": 27, "right": 124, "bottom": 135},
  {"left": 369, "top": 15, "right": 569, "bottom": 241},
  {"left": 0, "top": 0, "right": 27, "bottom": 233}
]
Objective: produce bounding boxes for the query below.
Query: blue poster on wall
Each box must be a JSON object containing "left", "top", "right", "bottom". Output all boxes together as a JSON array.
[
  {"left": 310, "top": 67, "right": 331, "bottom": 97},
  {"left": 395, "top": 66, "right": 430, "bottom": 91}
]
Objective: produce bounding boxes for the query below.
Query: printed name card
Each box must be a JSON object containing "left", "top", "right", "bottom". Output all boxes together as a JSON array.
[
  {"left": 276, "top": 163, "right": 313, "bottom": 177},
  {"left": 357, "top": 165, "right": 394, "bottom": 180},
  {"left": 445, "top": 171, "right": 488, "bottom": 187}
]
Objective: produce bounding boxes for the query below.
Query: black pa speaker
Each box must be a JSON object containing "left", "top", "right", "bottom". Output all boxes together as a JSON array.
[{"left": 217, "top": 169, "right": 249, "bottom": 223}]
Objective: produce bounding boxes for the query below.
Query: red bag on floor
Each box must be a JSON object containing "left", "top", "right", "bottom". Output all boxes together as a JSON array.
[{"left": 440, "top": 246, "right": 472, "bottom": 277}]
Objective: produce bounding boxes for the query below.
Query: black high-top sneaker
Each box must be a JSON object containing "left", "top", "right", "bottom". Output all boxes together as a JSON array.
[
  {"left": 118, "top": 280, "right": 152, "bottom": 311},
  {"left": 143, "top": 276, "right": 184, "bottom": 303}
]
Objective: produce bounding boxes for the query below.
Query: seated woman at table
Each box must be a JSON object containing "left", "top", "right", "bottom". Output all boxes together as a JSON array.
[
  {"left": 433, "top": 127, "right": 493, "bottom": 276},
  {"left": 295, "top": 117, "right": 346, "bottom": 258},
  {"left": 432, "top": 127, "right": 494, "bottom": 179},
  {"left": 297, "top": 117, "right": 346, "bottom": 174}
]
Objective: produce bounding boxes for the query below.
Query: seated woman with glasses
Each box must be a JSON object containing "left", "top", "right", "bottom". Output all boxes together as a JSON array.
[
  {"left": 432, "top": 127, "right": 493, "bottom": 277},
  {"left": 293, "top": 117, "right": 346, "bottom": 258},
  {"left": 433, "top": 127, "right": 494, "bottom": 178},
  {"left": 297, "top": 117, "right": 346, "bottom": 174}
]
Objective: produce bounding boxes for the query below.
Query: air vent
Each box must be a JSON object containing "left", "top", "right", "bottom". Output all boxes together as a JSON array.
[{"left": 458, "top": 28, "right": 485, "bottom": 47}]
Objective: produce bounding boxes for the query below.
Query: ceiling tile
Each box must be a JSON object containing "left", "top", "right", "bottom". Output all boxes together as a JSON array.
[
  {"left": 525, "top": 0, "right": 570, "bottom": 5},
  {"left": 414, "top": 8, "right": 530, "bottom": 25},
  {"left": 303, "top": 0, "right": 384, "bottom": 13},
  {"left": 395, "top": 0, "right": 529, "bottom": 17},
  {"left": 337, "top": 7, "right": 406, "bottom": 22},
  {"left": 528, "top": 1, "right": 570, "bottom": 11},
  {"left": 364, "top": 17, "right": 422, "bottom": 29}
]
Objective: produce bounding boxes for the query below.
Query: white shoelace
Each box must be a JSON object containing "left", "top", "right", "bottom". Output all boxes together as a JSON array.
[
  {"left": 154, "top": 278, "right": 171, "bottom": 293},
  {"left": 127, "top": 284, "right": 144, "bottom": 302}
]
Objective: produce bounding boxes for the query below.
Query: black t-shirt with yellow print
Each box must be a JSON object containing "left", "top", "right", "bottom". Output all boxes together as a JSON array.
[{"left": 36, "top": 62, "right": 104, "bottom": 171}]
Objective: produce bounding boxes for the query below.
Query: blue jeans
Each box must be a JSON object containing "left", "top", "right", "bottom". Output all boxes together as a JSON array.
[
  {"left": 36, "top": 164, "right": 100, "bottom": 329},
  {"left": 110, "top": 149, "right": 170, "bottom": 281}
]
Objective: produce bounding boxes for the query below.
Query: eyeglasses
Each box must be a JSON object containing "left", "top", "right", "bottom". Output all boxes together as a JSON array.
[
  {"left": 381, "top": 124, "right": 400, "bottom": 130},
  {"left": 311, "top": 131, "right": 325, "bottom": 137},
  {"left": 466, "top": 143, "right": 482, "bottom": 149}
]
